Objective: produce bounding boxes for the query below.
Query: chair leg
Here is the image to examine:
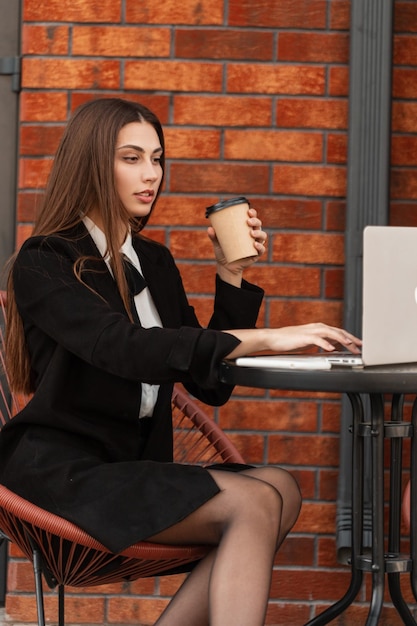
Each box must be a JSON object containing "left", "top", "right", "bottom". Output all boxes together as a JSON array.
[
  {"left": 31, "top": 546, "right": 46, "bottom": 626},
  {"left": 58, "top": 584, "right": 65, "bottom": 626}
]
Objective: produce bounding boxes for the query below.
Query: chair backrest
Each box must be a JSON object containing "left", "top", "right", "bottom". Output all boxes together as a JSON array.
[{"left": 172, "top": 384, "right": 244, "bottom": 464}]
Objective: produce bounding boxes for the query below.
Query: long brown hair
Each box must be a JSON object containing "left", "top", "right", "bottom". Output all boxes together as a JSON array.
[{"left": 6, "top": 98, "right": 165, "bottom": 393}]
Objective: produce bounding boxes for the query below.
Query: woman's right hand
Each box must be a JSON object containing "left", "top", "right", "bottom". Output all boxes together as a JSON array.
[{"left": 224, "top": 323, "right": 362, "bottom": 360}]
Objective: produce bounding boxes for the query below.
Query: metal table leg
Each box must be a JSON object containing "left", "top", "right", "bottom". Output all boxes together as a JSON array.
[
  {"left": 386, "top": 395, "right": 415, "bottom": 625},
  {"left": 410, "top": 397, "right": 417, "bottom": 603},
  {"left": 361, "top": 394, "right": 385, "bottom": 625},
  {"left": 305, "top": 393, "right": 364, "bottom": 626}
]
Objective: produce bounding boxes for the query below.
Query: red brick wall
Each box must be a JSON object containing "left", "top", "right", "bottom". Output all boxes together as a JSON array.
[{"left": 7, "top": 0, "right": 417, "bottom": 624}]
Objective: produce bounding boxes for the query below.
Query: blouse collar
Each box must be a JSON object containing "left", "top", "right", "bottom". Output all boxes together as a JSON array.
[{"left": 82, "top": 216, "right": 139, "bottom": 268}]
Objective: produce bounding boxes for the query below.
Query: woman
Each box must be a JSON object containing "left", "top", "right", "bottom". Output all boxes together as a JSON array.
[{"left": 0, "top": 98, "right": 361, "bottom": 626}]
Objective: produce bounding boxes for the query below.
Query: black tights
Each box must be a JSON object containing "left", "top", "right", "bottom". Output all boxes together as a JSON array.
[{"left": 149, "top": 466, "right": 301, "bottom": 626}]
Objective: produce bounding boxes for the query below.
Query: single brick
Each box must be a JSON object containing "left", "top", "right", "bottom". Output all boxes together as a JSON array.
[
  {"left": 278, "top": 32, "right": 349, "bottom": 63},
  {"left": 225, "top": 129, "right": 323, "bottom": 162},
  {"left": 227, "top": 63, "right": 326, "bottom": 95},
  {"left": 228, "top": 0, "right": 326, "bottom": 28},
  {"left": 273, "top": 165, "right": 346, "bottom": 198},
  {"left": 72, "top": 26, "right": 170, "bottom": 57},
  {"left": 22, "top": 25, "right": 69, "bottom": 55},
  {"left": 20, "top": 92, "right": 69, "bottom": 122},
  {"left": 124, "top": 60, "right": 222, "bottom": 92},
  {"left": 22, "top": 59, "right": 120, "bottom": 89},
  {"left": 173, "top": 95, "right": 272, "bottom": 126},
  {"left": 277, "top": 99, "right": 348, "bottom": 130},
  {"left": 175, "top": 28, "right": 274, "bottom": 60},
  {"left": 126, "top": 0, "right": 223, "bottom": 24},
  {"left": 23, "top": 0, "right": 121, "bottom": 22}
]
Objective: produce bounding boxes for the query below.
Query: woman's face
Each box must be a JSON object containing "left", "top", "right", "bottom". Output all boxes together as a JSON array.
[{"left": 114, "top": 121, "right": 163, "bottom": 220}]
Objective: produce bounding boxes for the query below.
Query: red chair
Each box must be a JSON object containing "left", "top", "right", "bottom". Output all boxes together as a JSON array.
[{"left": 0, "top": 290, "right": 245, "bottom": 625}]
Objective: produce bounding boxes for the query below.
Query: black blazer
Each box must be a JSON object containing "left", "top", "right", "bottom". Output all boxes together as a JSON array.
[{"left": 2, "top": 223, "right": 264, "bottom": 464}]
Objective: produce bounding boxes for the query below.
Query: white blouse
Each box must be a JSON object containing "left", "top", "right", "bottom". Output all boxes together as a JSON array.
[{"left": 83, "top": 216, "right": 161, "bottom": 418}]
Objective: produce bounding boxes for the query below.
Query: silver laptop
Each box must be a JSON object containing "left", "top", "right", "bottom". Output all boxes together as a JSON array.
[{"left": 237, "top": 226, "right": 417, "bottom": 370}]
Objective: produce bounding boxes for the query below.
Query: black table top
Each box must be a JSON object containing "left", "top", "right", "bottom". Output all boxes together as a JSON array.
[{"left": 219, "top": 360, "right": 417, "bottom": 395}]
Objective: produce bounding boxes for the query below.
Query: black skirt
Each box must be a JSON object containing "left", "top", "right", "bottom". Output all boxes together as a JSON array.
[{"left": 0, "top": 425, "right": 253, "bottom": 554}]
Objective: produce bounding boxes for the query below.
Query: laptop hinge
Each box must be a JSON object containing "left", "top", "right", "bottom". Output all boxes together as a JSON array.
[{"left": 0, "top": 56, "right": 21, "bottom": 93}]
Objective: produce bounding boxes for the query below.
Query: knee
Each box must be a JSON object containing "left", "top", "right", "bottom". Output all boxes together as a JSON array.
[
  {"left": 209, "top": 471, "right": 284, "bottom": 542},
  {"left": 244, "top": 479, "right": 283, "bottom": 534},
  {"left": 250, "top": 467, "right": 302, "bottom": 532},
  {"left": 281, "top": 471, "right": 302, "bottom": 531},
  {"left": 282, "top": 469, "right": 302, "bottom": 508}
]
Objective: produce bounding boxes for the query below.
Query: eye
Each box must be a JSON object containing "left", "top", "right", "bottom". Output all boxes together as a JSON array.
[
  {"left": 152, "top": 156, "right": 162, "bottom": 165},
  {"left": 123, "top": 155, "right": 139, "bottom": 163}
]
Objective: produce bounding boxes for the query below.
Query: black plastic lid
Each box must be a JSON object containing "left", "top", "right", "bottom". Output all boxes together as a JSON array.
[{"left": 205, "top": 196, "right": 249, "bottom": 218}]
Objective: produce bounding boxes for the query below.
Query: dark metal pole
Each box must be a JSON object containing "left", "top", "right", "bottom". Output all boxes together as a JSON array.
[
  {"left": 336, "top": 0, "right": 394, "bottom": 562},
  {"left": 0, "top": 0, "right": 21, "bottom": 290},
  {"left": 0, "top": 0, "right": 21, "bottom": 601}
]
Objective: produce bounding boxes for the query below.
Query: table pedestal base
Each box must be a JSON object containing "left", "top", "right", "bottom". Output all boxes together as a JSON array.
[{"left": 306, "top": 393, "right": 417, "bottom": 626}]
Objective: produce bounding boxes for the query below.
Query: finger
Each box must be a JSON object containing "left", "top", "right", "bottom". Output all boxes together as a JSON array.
[
  {"left": 311, "top": 337, "right": 337, "bottom": 352},
  {"left": 326, "top": 328, "right": 362, "bottom": 352},
  {"left": 207, "top": 226, "right": 217, "bottom": 241},
  {"left": 338, "top": 340, "right": 361, "bottom": 353},
  {"left": 252, "top": 230, "right": 267, "bottom": 244},
  {"left": 346, "top": 331, "right": 362, "bottom": 346},
  {"left": 248, "top": 220, "right": 263, "bottom": 234},
  {"left": 253, "top": 241, "right": 266, "bottom": 256},
  {"left": 330, "top": 326, "right": 362, "bottom": 347},
  {"left": 249, "top": 223, "right": 267, "bottom": 240}
]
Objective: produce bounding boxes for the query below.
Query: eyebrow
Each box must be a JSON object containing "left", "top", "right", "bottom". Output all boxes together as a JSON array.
[{"left": 116, "top": 144, "right": 163, "bottom": 154}]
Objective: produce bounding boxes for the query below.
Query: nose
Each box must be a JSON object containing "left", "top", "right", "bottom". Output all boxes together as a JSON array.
[{"left": 141, "top": 159, "right": 159, "bottom": 183}]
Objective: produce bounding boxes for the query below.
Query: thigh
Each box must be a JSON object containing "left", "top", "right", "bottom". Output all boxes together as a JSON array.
[{"left": 146, "top": 469, "right": 275, "bottom": 546}]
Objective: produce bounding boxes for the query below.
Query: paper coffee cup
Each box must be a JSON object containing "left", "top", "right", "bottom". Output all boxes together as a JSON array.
[{"left": 205, "top": 196, "right": 257, "bottom": 263}]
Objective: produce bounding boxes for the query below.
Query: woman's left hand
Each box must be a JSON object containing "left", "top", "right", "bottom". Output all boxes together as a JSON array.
[{"left": 208, "top": 208, "right": 267, "bottom": 275}]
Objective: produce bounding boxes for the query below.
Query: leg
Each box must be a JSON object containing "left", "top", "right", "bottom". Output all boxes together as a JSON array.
[
  {"left": 152, "top": 469, "right": 281, "bottom": 626},
  {"left": 151, "top": 467, "right": 299, "bottom": 626},
  {"left": 156, "top": 549, "right": 216, "bottom": 626},
  {"left": 240, "top": 466, "right": 302, "bottom": 547}
]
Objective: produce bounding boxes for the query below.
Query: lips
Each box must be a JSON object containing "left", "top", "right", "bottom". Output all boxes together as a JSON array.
[{"left": 135, "top": 190, "right": 154, "bottom": 203}]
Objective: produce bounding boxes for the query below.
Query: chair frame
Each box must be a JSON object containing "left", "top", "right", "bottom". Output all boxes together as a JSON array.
[{"left": 0, "top": 290, "right": 245, "bottom": 625}]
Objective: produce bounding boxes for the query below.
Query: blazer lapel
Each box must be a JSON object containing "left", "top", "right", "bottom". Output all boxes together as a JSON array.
[
  {"left": 71, "top": 224, "right": 182, "bottom": 326},
  {"left": 70, "top": 223, "right": 127, "bottom": 317},
  {"left": 133, "top": 238, "right": 183, "bottom": 328}
]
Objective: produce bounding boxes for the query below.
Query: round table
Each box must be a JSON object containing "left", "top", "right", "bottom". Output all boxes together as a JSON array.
[
  {"left": 219, "top": 360, "right": 417, "bottom": 626},
  {"left": 220, "top": 360, "right": 417, "bottom": 394}
]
